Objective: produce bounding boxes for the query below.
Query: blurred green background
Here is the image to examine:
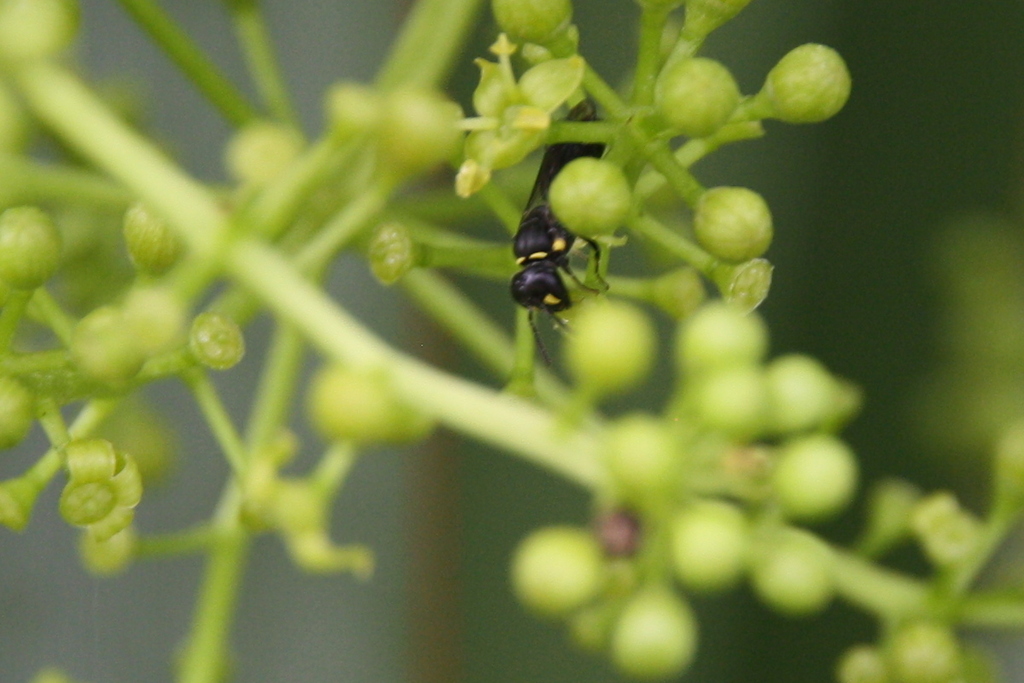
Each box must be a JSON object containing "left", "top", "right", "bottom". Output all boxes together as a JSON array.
[{"left": 2, "top": 1, "right": 1024, "bottom": 681}]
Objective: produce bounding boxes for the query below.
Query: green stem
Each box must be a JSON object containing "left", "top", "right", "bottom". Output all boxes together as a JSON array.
[
  {"left": 179, "top": 528, "right": 249, "bottom": 683},
  {"left": 632, "top": 7, "right": 670, "bottom": 106},
  {"left": 227, "top": 0, "right": 299, "bottom": 128},
  {"left": 941, "top": 505, "right": 1022, "bottom": 598},
  {"left": 0, "top": 154, "right": 132, "bottom": 208},
  {"left": 183, "top": 367, "right": 248, "bottom": 476},
  {"left": 581, "top": 65, "right": 630, "bottom": 119},
  {"left": 628, "top": 213, "right": 717, "bottom": 274},
  {"left": 310, "top": 441, "right": 359, "bottom": 497},
  {"left": 644, "top": 143, "right": 705, "bottom": 205},
  {"left": 28, "top": 287, "right": 75, "bottom": 346},
  {"left": 36, "top": 396, "right": 70, "bottom": 446},
  {"left": 663, "top": 30, "right": 703, "bottom": 73},
  {"left": 832, "top": 550, "right": 929, "bottom": 621},
  {"left": 244, "top": 321, "right": 304, "bottom": 452},
  {"left": 243, "top": 136, "right": 364, "bottom": 241},
  {"left": 294, "top": 180, "right": 392, "bottom": 275},
  {"left": 418, "top": 240, "right": 512, "bottom": 278},
  {"left": 958, "top": 591, "right": 1024, "bottom": 628},
  {"left": 399, "top": 268, "right": 516, "bottom": 378},
  {"left": 375, "top": 0, "right": 484, "bottom": 90},
  {"left": 113, "top": 0, "right": 258, "bottom": 127},
  {"left": 547, "top": 120, "right": 619, "bottom": 145},
  {"left": 634, "top": 121, "right": 764, "bottom": 201},
  {"left": 399, "top": 269, "right": 571, "bottom": 405},
  {"left": 0, "top": 289, "right": 31, "bottom": 353},
  {"left": 506, "top": 307, "right": 539, "bottom": 398}
]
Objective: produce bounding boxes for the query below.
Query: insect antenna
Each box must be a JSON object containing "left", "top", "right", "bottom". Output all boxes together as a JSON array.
[{"left": 527, "top": 309, "right": 554, "bottom": 366}]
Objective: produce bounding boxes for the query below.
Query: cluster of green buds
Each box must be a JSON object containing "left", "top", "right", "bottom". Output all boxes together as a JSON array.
[
  {"left": 59, "top": 438, "right": 142, "bottom": 574},
  {"left": 326, "top": 82, "right": 464, "bottom": 183},
  {"left": 240, "top": 430, "right": 373, "bottom": 577},
  {"left": 456, "top": 33, "right": 587, "bottom": 197},
  {"left": 512, "top": 301, "right": 863, "bottom": 678},
  {"left": 837, "top": 622, "right": 976, "bottom": 683}
]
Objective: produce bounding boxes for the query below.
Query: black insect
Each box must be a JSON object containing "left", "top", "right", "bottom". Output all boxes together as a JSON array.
[{"left": 510, "top": 99, "right": 606, "bottom": 319}]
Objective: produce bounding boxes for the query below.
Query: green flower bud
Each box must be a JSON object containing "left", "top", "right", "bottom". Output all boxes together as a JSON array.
[
  {"left": 604, "top": 414, "right": 678, "bottom": 504},
  {"left": 455, "top": 158, "right": 491, "bottom": 197},
  {"left": 691, "top": 365, "right": 768, "bottom": 439},
  {"left": 63, "top": 437, "right": 117, "bottom": 483},
  {"left": 60, "top": 479, "right": 117, "bottom": 527},
  {"left": 857, "top": 478, "right": 921, "bottom": 558},
  {"left": 368, "top": 221, "right": 417, "bottom": 285},
  {"left": 656, "top": 57, "right": 740, "bottom": 138},
  {"left": 84, "top": 504, "right": 134, "bottom": 542},
  {"left": 670, "top": 499, "right": 749, "bottom": 592},
  {"left": 307, "top": 365, "right": 435, "bottom": 444},
  {"left": 712, "top": 257, "right": 773, "bottom": 312},
  {"left": 110, "top": 451, "right": 143, "bottom": 509},
  {"left": 189, "top": 312, "right": 245, "bottom": 370},
  {"left": 836, "top": 644, "right": 888, "bottom": 683},
  {"left": 464, "top": 124, "right": 546, "bottom": 170},
  {"left": 651, "top": 267, "right": 706, "bottom": 320},
  {"left": 122, "top": 202, "right": 182, "bottom": 276},
  {"left": 0, "top": 374, "right": 33, "bottom": 448},
  {"left": 0, "top": 0, "right": 79, "bottom": 62},
  {"left": 764, "top": 44, "right": 851, "bottom": 124},
  {"left": 326, "top": 81, "right": 380, "bottom": 138},
  {"left": 694, "top": 187, "right": 772, "bottom": 262},
  {"left": 681, "top": 0, "right": 754, "bottom": 38},
  {"left": 548, "top": 158, "right": 631, "bottom": 237},
  {"left": 565, "top": 299, "right": 656, "bottom": 396},
  {"left": 376, "top": 88, "right": 463, "bottom": 179},
  {"left": 225, "top": 121, "right": 303, "bottom": 187},
  {"left": 472, "top": 59, "right": 514, "bottom": 118},
  {"left": 610, "top": 586, "right": 698, "bottom": 680},
  {"left": 676, "top": 301, "right": 768, "bottom": 372},
  {"left": 286, "top": 532, "right": 375, "bottom": 577},
  {"left": 910, "top": 492, "right": 980, "bottom": 568},
  {"left": 887, "top": 622, "right": 962, "bottom": 683},
  {"left": 518, "top": 56, "right": 585, "bottom": 113},
  {"left": 751, "top": 528, "right": 834, "bottom": 616},
  {"left": 511, "top": 525, "right": 603, "bottom": 618},
  {"left": 773, "top": 434, "right": 858, "bottom": 521},
  {"left": 492, "top": 0, "right": 572, "bottom": 44},
  {"left": 0, "top": 206, "right": 62, "bottom": 290},
  {"left": 80, "top": 525, "right": 135, "bottom": 575},
  {"left": 0, "top": 477, "right": 39, "bottom": 530},
  {"left": 71, "top": 306, "right": 147, "bottom": 384},
  {"left": 765, "top": 354, "right": 838, "bottom": 434},
  {"left": 122, "top": 287, "right": 187, "bottom": 357}
]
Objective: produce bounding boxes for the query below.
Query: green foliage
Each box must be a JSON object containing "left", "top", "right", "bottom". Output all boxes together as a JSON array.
[{"left": 0, "top": 0, "right": 1019, "bottom": 682}]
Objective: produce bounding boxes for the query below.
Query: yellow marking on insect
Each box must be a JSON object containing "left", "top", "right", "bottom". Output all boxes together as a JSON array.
[
  {"left": 528, "top": 251, "right": 548, "bottom": 260},
  {"left": 516, "top": 256, "right": 527, "bottom": 265},
  {"left": 543, "top": 293, "right": 562, "bottom": 306},
  {"left": 551, "top": 237, "right": 567, "bottom": 252}
]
